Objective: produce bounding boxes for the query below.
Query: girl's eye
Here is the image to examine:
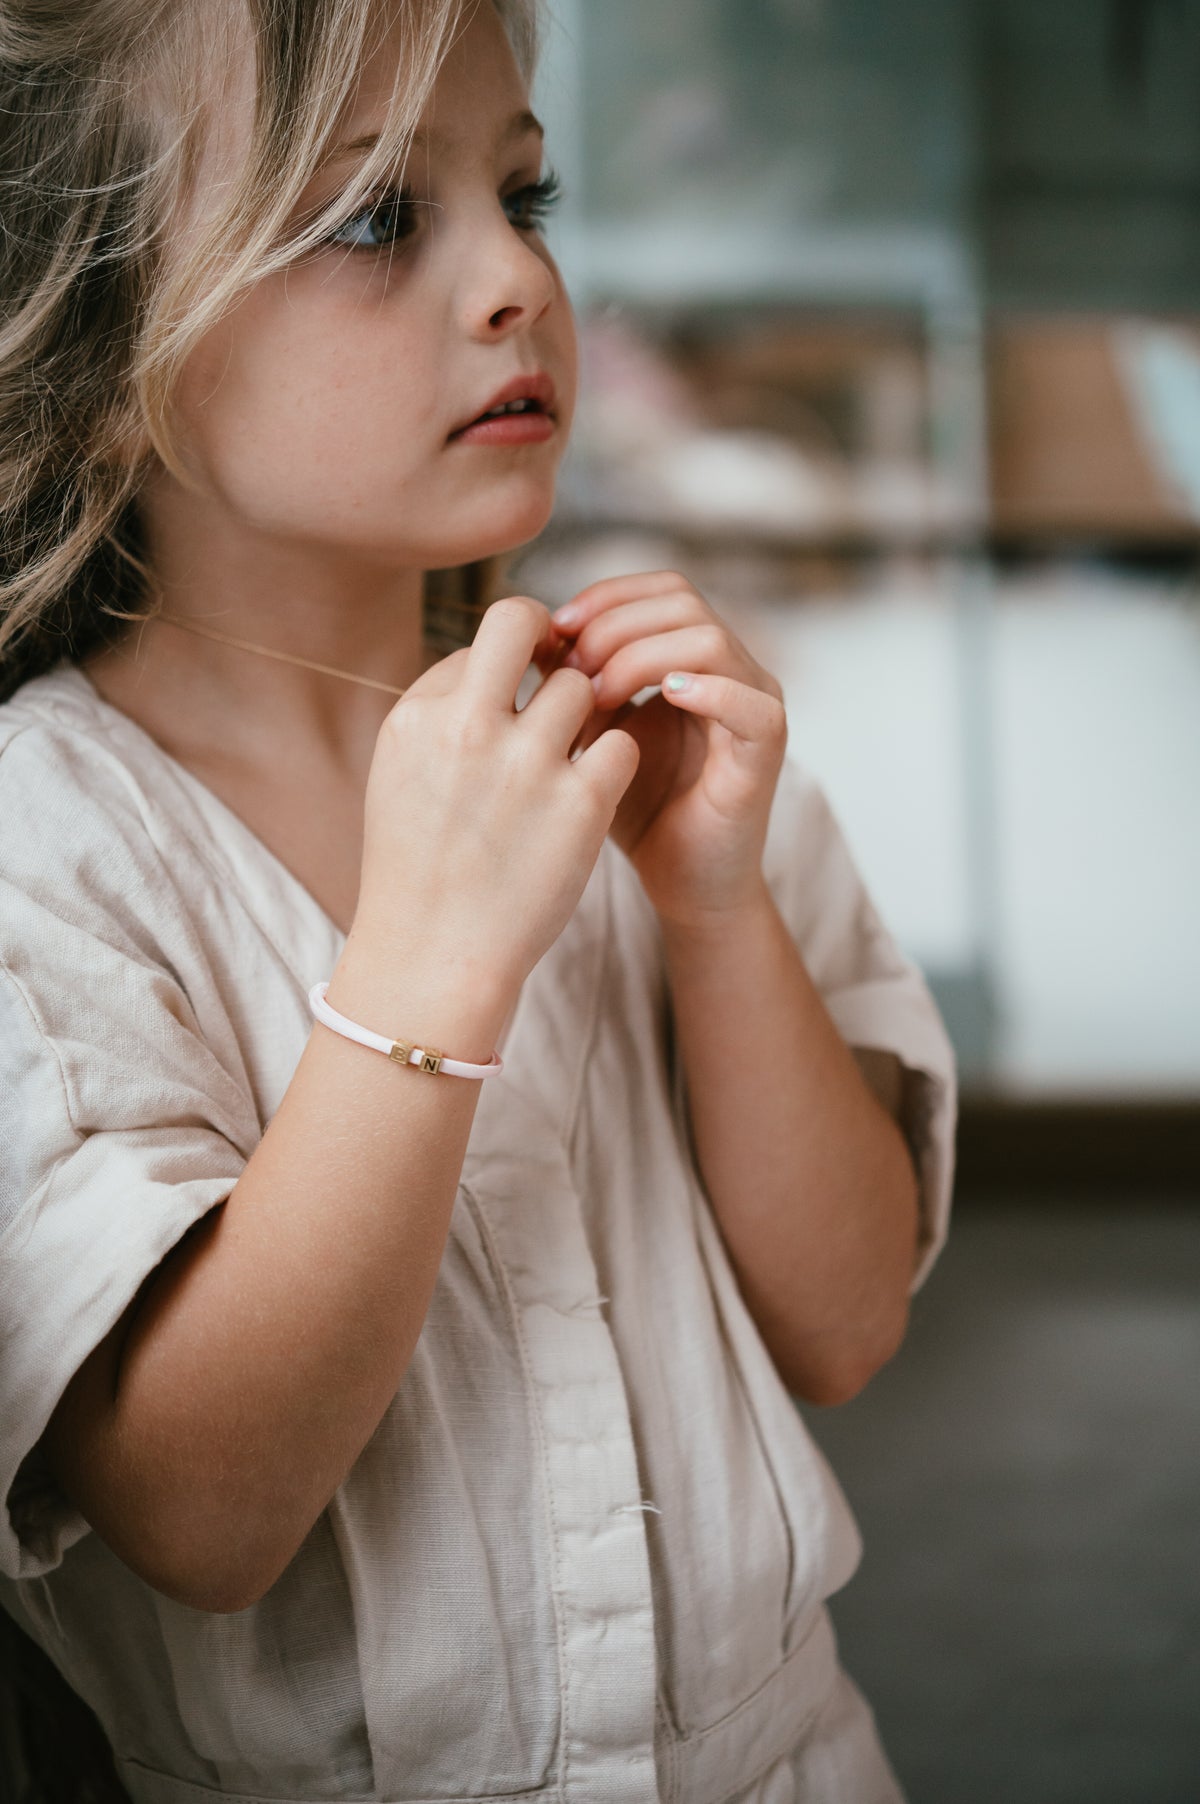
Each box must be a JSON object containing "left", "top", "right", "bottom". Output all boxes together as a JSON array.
[
  {"left": 325, "top": 166, "right": 565, "bottom": 253},
  {"left": 325, "top": 186, "right": 423, "bottom": 252},
  {"left": 505, "top": 167, "right": 565, "bottom": 232}
]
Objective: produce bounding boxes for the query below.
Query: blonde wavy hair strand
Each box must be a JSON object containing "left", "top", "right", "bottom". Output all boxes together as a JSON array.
[{"left": 0, "top": 0, "right": 544, "bottom": 704}]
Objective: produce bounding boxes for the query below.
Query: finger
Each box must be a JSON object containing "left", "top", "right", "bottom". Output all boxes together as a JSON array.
[
  {"left": 552, "top": 569, "right": 693, "bottom": 636},
  {"left": 565, "top": 697, "right": 637, "bottom": 761},
  {"left": 572, "top": 722, "right": 641, "bottom": 810},
  {"left": 661, "top": 672, "right": 788, "bottom": 765},
  {"left": 531, "top": 624, "right": 574, "bottom": 680},
  {"left": 589, "top": 623, "right": 755, "bottom": 712},
  {"left": 560, "top": 591, "right": 705, "bottom": 674},
  {"left": 461, "top": 595, "right": 557, "bottom": 711},
  {"left": 518, "top": 663, "right": 597, "bottom": 757}
]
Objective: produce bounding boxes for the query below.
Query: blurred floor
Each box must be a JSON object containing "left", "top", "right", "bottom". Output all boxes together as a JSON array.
[{"left": 799, "top": 1197, "right": 1200, "bottom": 1804}]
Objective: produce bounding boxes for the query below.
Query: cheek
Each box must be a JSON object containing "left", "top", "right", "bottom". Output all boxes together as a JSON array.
[
  {"left": 179, "top": 293, "right": 438, "bottom": 514},
  {"left": 551, "top": 284, "right": 581, "bottom": 434}
]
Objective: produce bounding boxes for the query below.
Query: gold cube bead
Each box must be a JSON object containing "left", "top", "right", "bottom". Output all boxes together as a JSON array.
[{"left": 387, "top": 1040, "right": 445, "bottom": 1074}]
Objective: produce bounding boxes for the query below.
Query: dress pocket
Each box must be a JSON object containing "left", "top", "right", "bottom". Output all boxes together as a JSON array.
[
  {"left": 642, "top": 1173, "right": 797, "bottom": 1739},
  {"left": 116, "top": 1757, "right": 562, "bottom": 1804},
  {"left": 669, "top": 1151, "right": 864, "bottom": 1716},
  {"left": 707, "top": 1267, "right": 865, "bottom": 1655}
]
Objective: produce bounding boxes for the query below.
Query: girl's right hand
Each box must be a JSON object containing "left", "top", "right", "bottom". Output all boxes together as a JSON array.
[{"left": 352, "top": 595, "right": 641, "bottom": 998}]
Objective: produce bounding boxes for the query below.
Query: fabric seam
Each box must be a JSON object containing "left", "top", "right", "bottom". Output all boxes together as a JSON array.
[
  {"left": 459, "top": 1183, "right": 569, "bottom": 1803},
  {"left": 560, "top": 845, "right": 613, "bottom": 1148}
]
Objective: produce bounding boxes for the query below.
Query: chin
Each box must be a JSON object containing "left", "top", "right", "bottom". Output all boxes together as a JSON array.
[{"left": 437, "top": 489, "right": 559, "bottom": 566}]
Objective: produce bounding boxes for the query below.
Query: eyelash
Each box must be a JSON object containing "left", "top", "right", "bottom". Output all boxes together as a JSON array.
[{"left": 325, "top": 166, "right": 565, "bottom": 253}]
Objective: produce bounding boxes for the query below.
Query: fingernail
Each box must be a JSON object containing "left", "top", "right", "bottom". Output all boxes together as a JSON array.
[
  {"left": 555, "top": 604, "right": 579, "bottom": 628},
  {"left": 664, "top": 672, "right": 692, "bottom": 693},
  {"left": 590, "top": 674, "right": 604, "bottom": 696}
]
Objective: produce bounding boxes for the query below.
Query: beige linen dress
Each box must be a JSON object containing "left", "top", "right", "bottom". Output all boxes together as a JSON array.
[{"left": 0, "top": 660, "right": 956, "bottom": 1804}]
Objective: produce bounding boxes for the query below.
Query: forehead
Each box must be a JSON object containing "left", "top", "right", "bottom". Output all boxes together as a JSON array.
[
  {"left": 330, "top": 106, "right": 543, "bottom": 168},
  {"left": 349, "top": 0, "right": 529, "bottom": 152},
  {"left": 177, "top": 0, "right": 536, "bottom": 249},
  {"left": 307, "top": 3, "right": 541, "bottom": 199}
]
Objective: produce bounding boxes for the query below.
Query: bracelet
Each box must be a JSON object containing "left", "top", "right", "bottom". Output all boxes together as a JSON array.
[{"left": 307, "top": 982, "right": 504, "bottom": 1079}]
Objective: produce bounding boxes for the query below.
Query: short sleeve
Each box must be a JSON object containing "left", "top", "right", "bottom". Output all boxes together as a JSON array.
[
  {"left": 760, "top": 753, "right": 958, "bottom": 1293},
  {"left": 0, "top": 750, "right": 256, "bottom": 1580}
]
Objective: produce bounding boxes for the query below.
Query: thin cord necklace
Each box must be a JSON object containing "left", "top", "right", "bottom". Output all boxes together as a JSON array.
[{"left": 153, "top": 611, "right": 410, "bottom": 698}]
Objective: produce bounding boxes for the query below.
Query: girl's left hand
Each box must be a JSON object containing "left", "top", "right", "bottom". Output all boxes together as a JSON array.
[{"left": 536, "top": 571, "right": 789, "bottom": 928}]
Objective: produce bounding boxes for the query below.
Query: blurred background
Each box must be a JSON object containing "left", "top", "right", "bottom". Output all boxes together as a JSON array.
[{"left": 520, "top": 1, "right": 1199, "bottom": 1799}]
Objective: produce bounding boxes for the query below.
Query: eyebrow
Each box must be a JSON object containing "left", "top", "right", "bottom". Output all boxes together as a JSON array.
[{"left": 328, "top": 108, "right": 544, "bottom": 163}]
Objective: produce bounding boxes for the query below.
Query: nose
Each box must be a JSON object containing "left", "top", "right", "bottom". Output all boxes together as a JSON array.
[{"left": 461, "top": 209, "right": 560, "bottom": 337}]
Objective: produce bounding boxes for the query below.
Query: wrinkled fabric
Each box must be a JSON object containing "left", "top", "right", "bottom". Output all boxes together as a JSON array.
[{"left": 0, "top": 661, "right": 955, "bottom": 1803}]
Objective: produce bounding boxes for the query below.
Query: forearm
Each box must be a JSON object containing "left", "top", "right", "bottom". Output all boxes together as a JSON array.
[
  {"left": 661, "top": 883, "right": 919, "bottom": 1405},
  {"left": 43, "top": 923, "right": 515, "bottom": 1612}
]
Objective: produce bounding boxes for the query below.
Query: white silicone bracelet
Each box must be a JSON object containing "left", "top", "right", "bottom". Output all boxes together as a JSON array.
[{"left": 307, "top": 982, "right": 503, "bottom": 1079}]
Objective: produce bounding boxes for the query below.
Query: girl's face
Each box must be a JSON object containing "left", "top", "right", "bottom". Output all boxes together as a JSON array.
[{"left": 160, "top": 0, "right": 577, "bottom": 576}]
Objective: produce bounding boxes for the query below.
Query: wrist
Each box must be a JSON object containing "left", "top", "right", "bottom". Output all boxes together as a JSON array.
[
  {"left": 656, "top": 879, "right": 777, "bottom": 952},
  {"left": 327, "top": 926, "right": 517, "bottom": 1068}
]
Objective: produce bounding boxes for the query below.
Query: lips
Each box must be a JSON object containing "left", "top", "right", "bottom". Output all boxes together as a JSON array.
[{"left": 451, "top": 370, "right": 556, "bottom": 436}]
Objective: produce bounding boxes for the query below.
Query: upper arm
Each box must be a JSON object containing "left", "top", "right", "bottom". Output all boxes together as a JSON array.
[{"left": 38, "top": 1208, "right": 228, "bottom": 1520}]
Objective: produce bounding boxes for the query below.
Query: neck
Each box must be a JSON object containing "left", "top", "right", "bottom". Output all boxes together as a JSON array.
[
  {"left": 153, "top": 612, "right": 413, "bottom": 696},
  {"left": 81, "top": 582, "right": 434, "bottom": 780}
]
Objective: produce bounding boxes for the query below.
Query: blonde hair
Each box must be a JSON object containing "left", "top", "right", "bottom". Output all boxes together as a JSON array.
[{"left": 0, "top": 0, "right": 544, "bottom": 704}]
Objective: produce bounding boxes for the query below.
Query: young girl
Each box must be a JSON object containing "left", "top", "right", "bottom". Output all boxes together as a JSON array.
[{"left": 0, "top": 1, "right": 957, "bottom": 1800}]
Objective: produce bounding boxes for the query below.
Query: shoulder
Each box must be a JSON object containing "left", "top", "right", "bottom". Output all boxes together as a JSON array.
[
  {"left": 0, "top": 665, "right": 188, "bottom": 941},
  {"left": 0, "top": 665, "right": 258, "bottom": 1152},
  {"left": 763, "top": 752, "right": 867, "bottom": 894},
  {"left": 0, "top": 665, "right": 228, "bottom": 1079},
  {"left": 0, "top": 662, "right": 147, "bottom": 818}
]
